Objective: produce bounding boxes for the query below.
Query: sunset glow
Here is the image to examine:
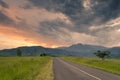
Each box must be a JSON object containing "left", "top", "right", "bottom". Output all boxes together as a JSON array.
[
  {"left": 118, "top": 29, "right": 120, "bottom": 32},
  {"left": 0, "top": 0, "right": 120, "bottom": 50}
]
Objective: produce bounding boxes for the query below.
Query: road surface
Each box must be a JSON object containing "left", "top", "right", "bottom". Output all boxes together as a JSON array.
[{"left": 53, "top": 57, "right": 120, "bottom": 80}]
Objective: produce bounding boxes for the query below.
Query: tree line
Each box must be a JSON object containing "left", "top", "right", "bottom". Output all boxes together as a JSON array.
[
  {"left": 16, "top": 49, "right": 111, "bottom": 60},
  {"left": 16, "top": 49, "right": 47, "bottom": 57}
]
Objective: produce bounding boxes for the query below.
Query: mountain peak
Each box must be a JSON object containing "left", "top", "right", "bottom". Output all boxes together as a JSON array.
[{"left": 70, "top": 43, "right": 83, "bottom": 47}]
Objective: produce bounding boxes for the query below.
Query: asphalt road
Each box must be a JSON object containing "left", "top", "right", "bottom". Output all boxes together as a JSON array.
[{"left": 53, "top": 57, "right": 120, "bottom": 80}]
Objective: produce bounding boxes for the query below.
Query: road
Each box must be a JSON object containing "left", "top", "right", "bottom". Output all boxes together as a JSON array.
[{"left": 53, "top": 57, "right": 120, "bottom": 80}]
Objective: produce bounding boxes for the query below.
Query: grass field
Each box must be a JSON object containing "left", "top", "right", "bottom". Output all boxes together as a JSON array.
[
  {"left": 0, "top": 56, "right": 53, "bottom": 80},
  {"left": 63, "top": 57, "right": 120, "bottom": 75}
]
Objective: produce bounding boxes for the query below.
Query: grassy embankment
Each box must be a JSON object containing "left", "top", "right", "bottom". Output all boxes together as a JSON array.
[
  {"left": 0, "top": 56, "right": 53, "bottom": 80},
  {"left": 63, "top": 57, "right": 120, "bottom": 75}
]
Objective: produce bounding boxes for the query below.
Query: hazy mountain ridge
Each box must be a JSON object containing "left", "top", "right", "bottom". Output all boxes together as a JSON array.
[
  {"left": 108, "top": 47, "right": 120, "bottom": 58},
  {"left": 58, "top": 43, "right": 107, "bottom": 53},
  {"left": 0, "top": 46, "right": 78, "bottom": 56},
  {"left": 0, "top": 43, "right": 120, "bottom": 58}
]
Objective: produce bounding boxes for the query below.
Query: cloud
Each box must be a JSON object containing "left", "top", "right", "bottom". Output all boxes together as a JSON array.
[
  {"left": 0, "top": 0, "right": 120, "bottom": 49},
  {"left": 29, "top": 1, "right": 120, "bottom": 34},
  {"left": 90, "top": 0, "right": 120, "bottom": 22},
  {"left": 29, "top": 0, "right": 120, "bottom": 29},
  {"left": 21, "top": 4, "right": 33, "bottom": 9},
  {"left": 22, "top": 0, "right": 120, "bottom": 47},
  {"left": 0, "top": 11, "right": 15, "bottom": 26},
  {"left": 38, "top": 19, "right": 73, "bottom": 44},
  {"left": 0, "top": 0, "right": 9, "bottom": 8}
]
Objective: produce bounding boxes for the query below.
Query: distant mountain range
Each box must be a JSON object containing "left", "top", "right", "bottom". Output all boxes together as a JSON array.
[
  {"left": 58, "top": 43, "right": 107, "bottom": 56},
  {"left": 0, "top": 43, "right": 120, "bottom": 58}
]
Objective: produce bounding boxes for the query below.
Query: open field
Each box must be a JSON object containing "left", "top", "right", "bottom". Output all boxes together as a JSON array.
[
  {"left": 0, "top": 56, "right": 53, "bottom": 80},
  {"left": 63, "top": 57, "right": 120, "bottom": 75}
]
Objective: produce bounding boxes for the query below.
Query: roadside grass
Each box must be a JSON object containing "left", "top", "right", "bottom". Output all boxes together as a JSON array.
[
  {"left": 63, "top": 57, "right": 120, "bottom": 75},
  {"left": 0, "top": 56, "right": 53, "bottom": 80},
  {"left": 35, "top": 58, "right": 53, "bottom": 80}
]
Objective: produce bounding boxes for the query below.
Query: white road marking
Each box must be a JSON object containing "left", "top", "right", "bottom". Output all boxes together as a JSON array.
[{"left": 57, "top": 58, "right": 102, "bottom": 80}]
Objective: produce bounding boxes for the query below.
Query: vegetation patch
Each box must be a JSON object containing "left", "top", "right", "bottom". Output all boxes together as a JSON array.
[
  {"left": 63, "top": 57, "right": 120, "bottom": 75},
  {"left": 0, "top": 56, "right": 53, "bottom": 80}
]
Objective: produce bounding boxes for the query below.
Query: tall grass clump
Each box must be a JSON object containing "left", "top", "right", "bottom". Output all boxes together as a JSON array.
[{"left": 0, "top": 56, "right": 53, "bottom": 80}]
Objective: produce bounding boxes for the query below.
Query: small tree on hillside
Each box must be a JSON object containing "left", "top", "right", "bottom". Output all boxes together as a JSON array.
[
  {"left": 40, "top": 53, "right": 46, "bottom": 56},
  {"left": 17, "top": 49, "right": 22, "bottom": 56},
  {"left": 94, "top": 50, "right": 110, "bottom": 60}
]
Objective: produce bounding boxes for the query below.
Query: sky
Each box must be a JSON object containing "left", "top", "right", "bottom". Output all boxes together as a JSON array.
[{"left": 0, "top": 0, "right": 120, "bottom": 50}]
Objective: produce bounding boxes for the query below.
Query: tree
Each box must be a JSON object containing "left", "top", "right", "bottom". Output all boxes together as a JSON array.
[
  {"left": 17, "top": 49, "right": 22, "bottom": 56},
  {"left": 40, "top": 53, "right": 47, "bottom": 56},
  {"left": 94, "top": 50, "right": 110, "bottom": 60}
]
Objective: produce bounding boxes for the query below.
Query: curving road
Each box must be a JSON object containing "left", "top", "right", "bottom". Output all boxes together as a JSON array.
[{"left": 53, "top": 57, "right": 120, "bottom": 80}]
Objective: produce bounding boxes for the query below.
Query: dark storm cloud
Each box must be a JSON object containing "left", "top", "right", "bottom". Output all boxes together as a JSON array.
[
  {"left": 37, "top": 19, "right": 73, "bottom": 43},
  {"left": 20, "top": 3, "right": 33, "bottom": 9},
  {"left": 38, "top": 19, "right": 71, "bottom": 38},
  {"left": 28, "top": 0, "right": 120, "bottom": 47},
  {"left": 0, "top": 0, "right": 9, "bottom": 8},
  {"left": 29, "top": 0, "right": 83, "bottom": 15},
  {"left": 0, "top": 0, "right": 12, "bottom": 25},
  {"left": 29, "top": 0, "right": 120, "bottom": 34},
  {"left": 29, "top": 0, "right": 120, "bottom": 21},
  {"left": 0, "top": 11, "right": 15, "bottom": 26},
  {"left": 0, "top": 0, "right": 118, "bottom": 48},
  {"left": 91, "top": 0, "right": 120, "bottom": 22},
  {"left": 29, "top": 0, "right": 91, "bottom": 34},
  {"left": 21, "top": 5, "right": 32, "bottom": 9}
]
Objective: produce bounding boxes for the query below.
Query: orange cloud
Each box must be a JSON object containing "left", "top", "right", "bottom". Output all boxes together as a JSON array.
[{"left": 0, "top": 25, "right": 65, "bottom": 49}]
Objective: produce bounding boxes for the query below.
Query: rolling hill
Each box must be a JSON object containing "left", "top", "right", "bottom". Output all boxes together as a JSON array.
[
  {"left": 58, "top": 43, "right": 107, "bottom": 53},
  {"left": 0, "top": 43, "right": 120, "bottom": 58},
  {"left": 0, "top": 46, "right": 71, "bottom": 56},
  {"left": 108, "top": 47, "right": 120, "bottom": 58}
]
